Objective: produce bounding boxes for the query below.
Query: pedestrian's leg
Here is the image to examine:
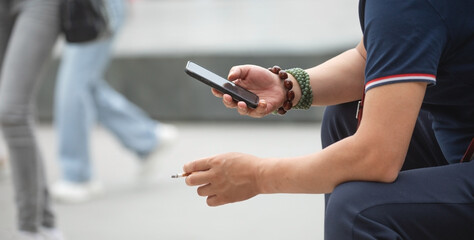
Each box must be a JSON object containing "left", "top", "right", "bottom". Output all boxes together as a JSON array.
[
  {"left": 0, "top": 1, "right": 14, "bottom": 181},
  {"left": 0, "top": 0, "right": 14, "bottom": 74},
  {"left": 92, "top": 0, "right": 161, "bottom": 156},
  {"left": 0, "top": 0, "right": 60, "bottom": 231},
  {"left": 54, "top": 43, "right": 103, "bottom": 183},
  {"left": 94, "top": 80, "right": 159, "bottom": 156}
]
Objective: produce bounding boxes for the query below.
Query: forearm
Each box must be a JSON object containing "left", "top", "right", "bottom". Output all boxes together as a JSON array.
[
  {"left": 257, "top": 83, "right": 426, "bottom": 195},
  {"left": 288, "top": 43, "right": 366, "bottom": 107},
  {"left": 307, "top": 47, "right": 366, "bottom": 105},
  {"left": 257, "top": 135, "right": 372, "bottom": 194},
  {"left": 257, "top": 132, "right": 406, "bottom": 194}
]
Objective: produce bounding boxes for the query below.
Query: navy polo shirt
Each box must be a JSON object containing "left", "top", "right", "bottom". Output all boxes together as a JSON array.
[{"left": 359, "top": 0, "right": 474, "bottom": 163}]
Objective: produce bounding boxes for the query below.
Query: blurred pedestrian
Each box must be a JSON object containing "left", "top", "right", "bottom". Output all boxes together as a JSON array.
[
  {"left": 0, "top": 0, "right": 64, "bottom": 239},
  {"left": 51, "top": 0, "right": 177, "bottom": 203}
]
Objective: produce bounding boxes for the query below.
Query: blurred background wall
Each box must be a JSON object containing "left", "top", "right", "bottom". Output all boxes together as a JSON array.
[{"left": 36, "top": 0, "right": 361, "bottom": 122}]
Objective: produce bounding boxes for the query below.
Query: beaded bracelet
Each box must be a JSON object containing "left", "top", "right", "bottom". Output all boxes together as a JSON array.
[
  {"left": 285, "top": 68, "right": 313, "bottom": 109},
  {"left": 268, "top": 66, "right": 295, "bottom": 115}
]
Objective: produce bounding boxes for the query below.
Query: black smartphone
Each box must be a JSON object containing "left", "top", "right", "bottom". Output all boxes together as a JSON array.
[{"left": 185, "top": 61, "right": 259, "bottom": 108}]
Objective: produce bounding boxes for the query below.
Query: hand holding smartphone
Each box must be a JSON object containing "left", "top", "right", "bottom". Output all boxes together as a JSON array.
[{"left": 185, "top": 61, "right": 259, "bottom": 108}]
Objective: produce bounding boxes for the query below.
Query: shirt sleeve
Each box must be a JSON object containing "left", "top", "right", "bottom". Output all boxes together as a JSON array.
[{"left": 362, "top": 0, "right": 448, "bottom": 92}]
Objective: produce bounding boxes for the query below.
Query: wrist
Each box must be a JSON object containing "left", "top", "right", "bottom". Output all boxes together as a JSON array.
[
  {"left": 268, "top": 66, "right": 313, "bottom": 115},
  {"left": 287, "top": 74, "right": 302, "bottom": 107},
  {"left": 255, "top": 158, "right": 276, "bottom": 194},
  {"left": 285, "top": 68, "right": 313, "bottom": 109},
  {"left": 268, "top": 66, "right": 295, "bottom": 115}
]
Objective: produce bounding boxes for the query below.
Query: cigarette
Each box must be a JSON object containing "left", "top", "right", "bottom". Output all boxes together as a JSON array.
[{"left": 171, "top": 172, "right": 191, "bottom": 178}]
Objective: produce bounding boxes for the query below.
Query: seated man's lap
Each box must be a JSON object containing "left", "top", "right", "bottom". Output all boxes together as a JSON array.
[
  {"left": 322, "top": 103, "right": 471, "bottom": 239},
  {"left": 325, "top": 161, "right": 474, "bottom": 239}
]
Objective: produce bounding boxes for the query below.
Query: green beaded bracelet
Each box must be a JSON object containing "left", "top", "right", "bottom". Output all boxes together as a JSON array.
[{"left": 284, "top": 68, "right": 313, "bottom": 109}]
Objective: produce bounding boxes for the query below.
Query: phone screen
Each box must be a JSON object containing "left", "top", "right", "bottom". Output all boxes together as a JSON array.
[{"left": 185, "top": 61, "right": 259, "bottom": 108}]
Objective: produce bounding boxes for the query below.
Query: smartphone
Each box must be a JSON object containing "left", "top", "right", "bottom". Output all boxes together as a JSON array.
[{"left": 185, "top": 61, "right": 259, "bottom": 108}]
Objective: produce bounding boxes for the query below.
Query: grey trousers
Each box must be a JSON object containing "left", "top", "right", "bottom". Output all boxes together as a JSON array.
[{"left": 0, "top": 0, "right": 60, "bottom": 232}]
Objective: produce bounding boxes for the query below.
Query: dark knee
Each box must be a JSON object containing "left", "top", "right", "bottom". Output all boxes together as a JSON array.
[
  {"left": 321, "top": 102, "right": 359, "bottom": 148},
  {"left": 325, "top": 182, "right": 374, "bottom": 239}
]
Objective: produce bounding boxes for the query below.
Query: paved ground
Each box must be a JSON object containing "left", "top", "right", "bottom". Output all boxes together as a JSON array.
[{"left": 0, "top": 122, "right": 325, "bottom": 240}]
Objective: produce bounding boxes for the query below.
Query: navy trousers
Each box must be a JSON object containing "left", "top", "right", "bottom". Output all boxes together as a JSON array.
[{"left": 321, "top": 101, "right": 474, "bottom": 240}]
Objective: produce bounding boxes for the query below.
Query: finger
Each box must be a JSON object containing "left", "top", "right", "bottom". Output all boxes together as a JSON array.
[
  {"left": 196, "top": 183, "right": 213, "bottom": 197},
  {"left": 247, "top": 99, "right": 268, "bottom": 118},
  {"left": 183, "top": 158, "right": 211, "bottom": 173},
  {"left": 228, "top": 65, "right": 254, "bottom": 81},
  {"left": 227, "top": 66, "right": 244, "bottom": 81},
  {"left": 222, "top": 94, "right": 237, "bottom": 108},
  {"left": 206, "top": 195, "right": 223, "bottom": 207},
  {"left": 256, "top": 99, "right": 268, "bottom": 114},
  {"left": 185, "top": 170, "right": 211, "bottom": 186},
  {"left": 236, "top": 101, "right": 250, "bottom": 115},
  {"left": 211, "top": 88, "right": 223, "bottom": 98}
]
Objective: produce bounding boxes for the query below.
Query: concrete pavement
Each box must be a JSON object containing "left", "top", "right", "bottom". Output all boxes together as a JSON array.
[{"left": 0, "top": 122, "right": 325, "bottom": 240}]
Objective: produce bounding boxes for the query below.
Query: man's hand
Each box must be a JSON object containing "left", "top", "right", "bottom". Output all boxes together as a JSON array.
[
  {"left": 183, "top": 152, "right": 263, "bottom": 206},
  {"left": 211, "top": 65, "right": 287, "bottom": 118}
]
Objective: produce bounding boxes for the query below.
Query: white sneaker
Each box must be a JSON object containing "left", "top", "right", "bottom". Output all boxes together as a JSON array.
[
  {"left": 50, "top": 180, "right": 103, "bottom": 204},
  {"left": 155, "top": 123, "right": 178, "bottom": 149},
  {"left": 18, "top": 231, "right": 46, "bottom": 240},
  {"left": 138, "top": 123, "right": 178, "bottom": 176},
  {"left": 40, "top": 227, "right": 65, "bottom": 240}
]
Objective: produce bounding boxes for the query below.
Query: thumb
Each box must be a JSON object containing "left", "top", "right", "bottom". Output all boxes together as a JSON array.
[{"left": 228, "top": 65, "right": 252, "bottom": 81}]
